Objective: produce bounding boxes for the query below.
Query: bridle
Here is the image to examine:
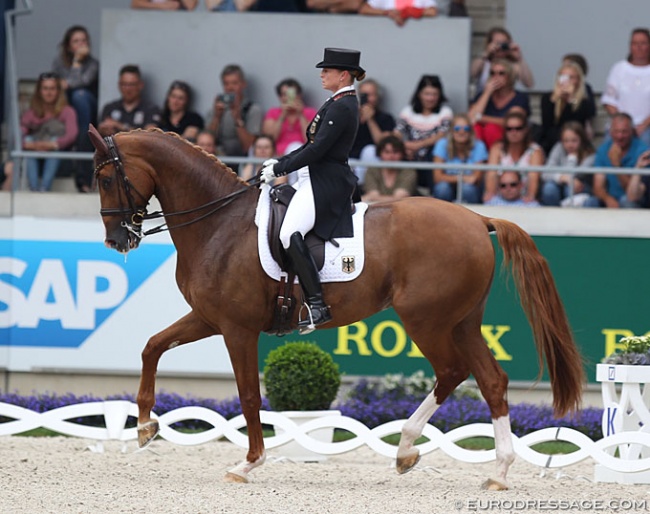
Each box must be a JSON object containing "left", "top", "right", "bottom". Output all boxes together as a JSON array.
[{"left": 93, "top": 135, "right": 261, "bottom": 243}]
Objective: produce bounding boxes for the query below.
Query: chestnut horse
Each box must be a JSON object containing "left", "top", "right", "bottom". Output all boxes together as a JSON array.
[{"left": 88, "top": 126, "right": 584, "bottom": 489}]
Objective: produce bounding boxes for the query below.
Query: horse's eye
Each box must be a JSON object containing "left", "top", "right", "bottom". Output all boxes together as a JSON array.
[{"left": 101, "top": 177, "right": 112, "bottom": 190}]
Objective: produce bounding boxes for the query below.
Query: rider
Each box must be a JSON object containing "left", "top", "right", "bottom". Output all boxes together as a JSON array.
[{"left": 260, "top": 47, "right": 365, "bottom": 334}]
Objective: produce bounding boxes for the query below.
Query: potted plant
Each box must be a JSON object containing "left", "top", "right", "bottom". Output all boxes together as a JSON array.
[
  {"left": 596, "top": 334, "right": 650, "bottom": 484},
  {"left": 263, "top": 341, "right": 341, "bottom": 462}
]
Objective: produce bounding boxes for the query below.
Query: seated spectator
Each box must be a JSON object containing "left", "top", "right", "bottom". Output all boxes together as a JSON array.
[
  {"left": 562, "top": 53, "right": 596, "bottom": 110},
  {"left": 542, "top": 121, "right": 595, "bottom": 207},
  {"left": 470, "top": 27, "right": 534, "bottom": 95},
  {"left": 358, "top": 0, "right": 438, "bottom": 27},
  {"left": 132, "top": 0, "right": 198, "bottom": 9},
  {"left": 361, "top": 135, "right": 417, "bottom": 203},
  {"left": 196, "top": 130, "right": 217, "bottom": 155},
  {"left": 159, "top": 80, "right": 204, "bottom": 142},
  {"left": 98, "top": 64, "right": 161, "bottom": 137},
  {"left": 469, "top": 59, "right": 530, "bottom": 150},
  {"left": 485, "top": 170, "right": 539, "bottom": 207},
  {"left": 240, "top": 134, "right": 285, "bottom": 183},
  {"left": 262, "top": 78, "right": 317, "bottom": 156},
  {"left": 538, "top": 61, "right": 596, "bottom": 156},
  {"left": 394, "top": 74, "right": 453, "bottom": 190},
  {"left": 206, "top": 64, "right": 262, "bottom": 170},
  {"left": 432, "top": 113, "right": 487, "bottom": 204},
  {"left": 601, "top": 28, "right": 650, "bottom": 147},
  {"left": 626, "top": 149, "right": 650, "bottom": 208},
  {"left": 350, "top": 78, "right": 396, "bottom": 185},
  {"left": 0, "top": 161, "right": 13, "bottom": 191},
  {"left": 306, "top": 0, "right": 363, "bottom": 12},
  {"left": 483, "top": 109, "right": 542, "bottom": 204},
  {"left": 21, "top": 72, "right": 79, "bottom": 192},
  {"left": 51, "top": 25, "right": 99, "bottom": 192},
  {"left": 587, "top": 112, "right": 649, "bottom": 208}
]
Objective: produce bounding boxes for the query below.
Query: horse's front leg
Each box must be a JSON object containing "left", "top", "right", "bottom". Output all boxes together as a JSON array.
[
  {"left": 137, "top": 310, "right": 216, "bottom": 447},
  {"left": 221, "top": 326, "right": 265, "bottom": 483}
]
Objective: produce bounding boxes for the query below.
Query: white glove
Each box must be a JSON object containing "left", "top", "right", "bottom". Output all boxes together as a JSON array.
[
  {"left": 263, "top": 158, "right": 279, "bottom": 167},
  {"left": 260, "top": 164, "right": 276, "bottom": 184}
]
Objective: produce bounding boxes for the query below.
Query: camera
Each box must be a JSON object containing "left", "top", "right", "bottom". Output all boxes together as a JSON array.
[
  {"left": 499, "top": 42, "right": 510, "bottom": 51},
  {"left": 558, "top": 74, "right": 570, "bottom": 85},
  {"left": 217, "top": 93, "right": 235, "bottom": 105},
  {"left": 359, "top": 93, "right": 369, "bottom": 105}
]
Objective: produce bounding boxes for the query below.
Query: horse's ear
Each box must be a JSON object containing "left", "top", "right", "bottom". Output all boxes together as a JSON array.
[{"left": 88, "top": 124, "right": 108, "bottom": 155}]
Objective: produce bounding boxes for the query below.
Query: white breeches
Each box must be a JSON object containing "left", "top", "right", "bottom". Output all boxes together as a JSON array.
[{"left": 280, "top": 167, "right": 314, "bottom": 249}]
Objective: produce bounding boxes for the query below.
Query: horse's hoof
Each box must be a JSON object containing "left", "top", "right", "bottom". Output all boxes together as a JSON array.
[
  {"left": 224, "top": 472, "right": 248, "bottom": 484},
  {"left": 396, "top": 449, "right": 421, "bottom": 474},
  {"left": 482, "top": 478, "right": 509, "bottom": 491},
  {"left": 137, "top": 420, "right": 160, "bottom": 448}
]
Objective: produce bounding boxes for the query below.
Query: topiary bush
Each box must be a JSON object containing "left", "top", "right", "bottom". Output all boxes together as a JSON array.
[{"left": 263, "top": 342, "right": 341, "bottom": 411}]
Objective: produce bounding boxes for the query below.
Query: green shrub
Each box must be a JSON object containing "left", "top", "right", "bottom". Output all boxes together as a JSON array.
[{"left": 263, "top": 342, "right": 341, "bottom": 411}]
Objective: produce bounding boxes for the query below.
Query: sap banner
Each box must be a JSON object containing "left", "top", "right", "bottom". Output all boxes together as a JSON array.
[{"left": 0, "top": 216, "right": 233, "bottom": 374}]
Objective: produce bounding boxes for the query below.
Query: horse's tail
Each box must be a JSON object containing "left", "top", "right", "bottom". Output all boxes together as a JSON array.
[{"left": 484, "top": 217, "right": 584, "bottom": 417}]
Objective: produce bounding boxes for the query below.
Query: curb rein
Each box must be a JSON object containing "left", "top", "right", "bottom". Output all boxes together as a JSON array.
[{"left": 93, "top": 135, "right": 261, "bottom": 243}]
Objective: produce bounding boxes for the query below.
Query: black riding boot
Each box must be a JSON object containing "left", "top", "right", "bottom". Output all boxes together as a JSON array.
[{"left": 286, "top": 231, "right": 332, "bottom": 334}]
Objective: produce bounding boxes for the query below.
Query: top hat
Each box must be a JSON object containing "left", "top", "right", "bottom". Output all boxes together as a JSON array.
[{"left": 315, "top": 48, "right": 365, "bottom": 76}]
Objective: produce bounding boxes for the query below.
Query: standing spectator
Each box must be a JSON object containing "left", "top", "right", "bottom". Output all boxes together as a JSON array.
[
  {"left": 394, "top": 74, "right": 453, "bottom": 191},
  {"left": 51, "top": 25, "right": 99, "bottom": 193},
  {"left": 358, "top": 0, "right": 438, "bottom": 27},
  {"left": 483, "top": 109, "right": 542, "bottom": 204},
  {"left": 97, "top": 64, "right": 161, "bottom": 137},
  {"left": 542, "top": 121, "right": 595, "bottom": 207},
  {"left": 601, "top": 28, "right": 650, "bottom": 147},
  {"left": 262, "top": 78, "right": 317, "bottom": 156},
  {"left": 484, "top": 171, "right": 539, "bottom": 207},
  {"left": 538, "top": 61, "right": 596, "bottom": 156},
  {"left": 206, "top": 64, "right": 262, "bottom": 170},
  {"left": 196, "top": 130, "right": 217, "bottom": 155},
  {"left": 21, "top": 72, "right": 78, "bottom": 192},
  {"left": 131, "top": 0, "right": 198, "bottom": 9},
  {"left": 587, "top": 112, "right": 648, "bottom": 208},
  {"left": 432, "top": 113, "right": 487, "bottom": 204},
  {"left": 159, "top": 80, "right": 204, "bottom": 142},
  {"left": 469, "top": 59, "right": 530, "bottom": 150},
  {"left": 350, "top": 78, "right": 396, "bottom": 185},
  {"left": 470, "top": 27, "right": 534, "bottom": 95},
  {"left": 361, "top": 135, "right": 417, "bottom": 203},
  {"left": 626, "top": 149, "right": 650, "bottom": 208}
]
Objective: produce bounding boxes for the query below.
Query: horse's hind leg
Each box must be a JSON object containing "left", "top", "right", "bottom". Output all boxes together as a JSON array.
[{"left": 136, "top": 311, "right": 216, "bottom": 448}]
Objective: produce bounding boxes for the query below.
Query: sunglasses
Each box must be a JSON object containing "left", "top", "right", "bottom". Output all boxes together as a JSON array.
[
  {"left": 505, "top": 125, "right": 525, "bottom": 132},
  {"left": 454, "top": 125, "right": 472, "bottom": 132},
  {"left": 500, "top": 182, "right": 520, "bottom": 188},
  {"left": 490, "top": 70, "right": 507, "bottom": 76}
]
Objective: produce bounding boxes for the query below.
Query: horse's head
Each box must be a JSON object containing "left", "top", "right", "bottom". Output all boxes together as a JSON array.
[{"left": 88, "top": 124, "right": 156, "bottom": 253}]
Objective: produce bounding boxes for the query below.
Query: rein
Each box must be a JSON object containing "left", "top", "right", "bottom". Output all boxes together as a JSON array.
[{"left": 94, "top": 135, "right": 261, "bottom": 241}]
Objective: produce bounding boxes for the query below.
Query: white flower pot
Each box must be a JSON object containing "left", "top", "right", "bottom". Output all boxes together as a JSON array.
[{"left": 273, "top": 410, "right": 341, "bottom": 462}]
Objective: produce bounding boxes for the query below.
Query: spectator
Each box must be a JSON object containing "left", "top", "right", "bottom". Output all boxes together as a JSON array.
[
  {"left": 470, "top": 27, "right": 534, "bottom": 95},
  {"left": 240, "top": 134, "right": 284, "bottom": 182},
  {"left": 0, "top": 161, "right": 13, "bottom": 191},
  {"left": 432, "top": 113, "right": 487, "bottom": 204},
  {"left": 159, "top": 80, "right": 204, "bottom": 142},
  {"left": 483, "top": 109, "right": 542, "bottom": 204},
  {"left": 98, "top": 64, "right": 161, "bottom": 137},
  {"left": 196, "top": 130, "right": 217, "bottom": 155},
  {"left": 542, "top": 121, "right": 595, "bottom": 207},
  {"left": 358, "top": 0, "right": 438, "bottom": 27},
  {"left": 21, "top": 72, "right": 79, "bottom": 192},
  {"left": 306, "top": 0, "right": 363, "bottom": 12},
  {"left": 350, "top": 78, "right": 396, "bottom": 185},
  {"left": 361, "top": 135, "right": 417, "bottom": 203},
  {"left": 394, "top": 74, "right": 453, "bottom": 190},
  {"left": 626, "top": 149, "right": 650, "bottom": 208},
  {"left": 601, "top": 28, "right": 650, "bottom": 147},
  {"left": 562, "top": 53, "right": 596, "bottom": 107},
  {"left": 469, "top": 59, "right": 530, "bottom": 150},
  {"left": 262, "top": 78, "right": 317, "bottom": 156},
  {"left": 206, "top": 64, "right": 262, "bottom": 169},
  {"left": 538, "top": 61, "right": 596, "bottom": 156},
  {"left": 587, "top": 112, "right": 649, "bottom": 208},
  {"left": 131, "top": 0, "right": 198, "bottom": 9},
  {"left": 51, "top": 25, "right": 99, "bottom": 192},
  {"left": 205, "top": 0, "right": 257, "bottom": 10},
  {"left": 485, "top": 170, "right": 539, "bottom": 207}
]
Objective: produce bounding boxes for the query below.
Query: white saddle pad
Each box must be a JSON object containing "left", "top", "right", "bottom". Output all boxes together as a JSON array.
[{"left": 254, "top": 184, "right": 367, "bottom": 283}]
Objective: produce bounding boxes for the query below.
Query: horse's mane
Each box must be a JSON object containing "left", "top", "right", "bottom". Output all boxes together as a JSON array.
[{"left": 124, "top": 128, "right": 249, "bottom": 186}]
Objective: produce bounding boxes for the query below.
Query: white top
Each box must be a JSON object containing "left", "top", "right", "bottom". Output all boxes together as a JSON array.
[{"left": 601, "top": 60, "right": 650, "bottom": 125}]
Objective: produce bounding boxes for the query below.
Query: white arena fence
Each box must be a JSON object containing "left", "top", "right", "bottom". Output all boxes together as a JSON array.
[{"left": 1, "top": 400, "right": 649, "bottom": 475}]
